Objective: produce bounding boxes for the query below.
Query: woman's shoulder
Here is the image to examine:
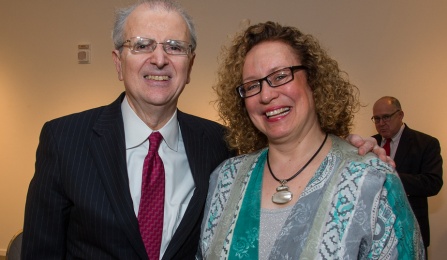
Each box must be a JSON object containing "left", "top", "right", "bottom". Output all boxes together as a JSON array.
[
  {"left": 330, "top": 135, "right": 395, "bottom": 176},
  {"left": 209, "top": 149, "right": 266, "bottom": 186},
  {"left": 220, "top": 148, "right": 266, "bottom": 168}
]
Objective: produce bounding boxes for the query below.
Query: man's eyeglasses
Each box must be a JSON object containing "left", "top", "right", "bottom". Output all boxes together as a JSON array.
[
  {"left": 236, "top": 65, "right": 308, "bottom": 98},
  {"left": 371, "top": 110, "right": 400, "bottom": 124},
  {"left": 119, "top": 37, "right": 192, "bottom": 55}
]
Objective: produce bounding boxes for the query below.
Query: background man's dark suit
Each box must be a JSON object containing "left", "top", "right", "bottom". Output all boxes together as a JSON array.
[
  {"left": 22, "top": 93, "right": 233, "bottom": 259},
  {"left": 374, "top": 124, "right": 443, "bottom": 248}
]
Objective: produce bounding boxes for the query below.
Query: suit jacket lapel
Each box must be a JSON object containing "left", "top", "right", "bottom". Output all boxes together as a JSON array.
[
  {"left": 394, "top": 124, "right": 412, "bottom": 169},
  {"left": 90, "top": 93, "right": 147, "bottom": 259},
  {"left": 162, "top": 111, "right": 211, "bottom": 259}
]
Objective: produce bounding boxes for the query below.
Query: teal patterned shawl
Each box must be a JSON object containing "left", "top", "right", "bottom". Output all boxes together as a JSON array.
[{"left": 198, "top": 135, "right": 424, "bottom": 259}]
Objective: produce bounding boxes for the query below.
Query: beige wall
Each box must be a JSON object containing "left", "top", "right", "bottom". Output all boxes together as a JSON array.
[{"left": 1, "top": 0, "right": 446, "bottom": 257}]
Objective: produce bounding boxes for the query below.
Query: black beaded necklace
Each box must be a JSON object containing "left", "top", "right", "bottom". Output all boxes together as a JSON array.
[{"left": 267, "top": 133, "right": 328, "bottom": 204}]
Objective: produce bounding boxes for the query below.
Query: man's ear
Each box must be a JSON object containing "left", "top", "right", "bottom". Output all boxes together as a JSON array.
[
  {"left": 186, "top": 53, "right": 195, "bottom": 84},
  {"left": 112, "top": 50, "right": 123, "bottom": 81}
]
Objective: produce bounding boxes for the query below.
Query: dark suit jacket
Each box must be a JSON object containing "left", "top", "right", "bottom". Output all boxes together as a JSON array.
[
  {"left": 373, "top": 124, "right": 443, "bottom": 247},
  {"left": 22, "top": 93, "right": 234, "bottom": 259}
]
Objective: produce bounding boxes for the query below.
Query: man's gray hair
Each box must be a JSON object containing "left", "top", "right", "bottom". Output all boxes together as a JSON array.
[{"left": 112, "top": 0, "right": 197, "bottom": 53}]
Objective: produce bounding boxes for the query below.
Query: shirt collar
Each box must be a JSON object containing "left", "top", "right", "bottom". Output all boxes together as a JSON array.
[
  {"left": 121, "top": 95, "right": 179, "bottom": 151},
  {"left": 383, "top": 123, "right": 405, "bottom": 143},
  {"left": 392, "top": 123, "right": 405, "bottom": 142}
]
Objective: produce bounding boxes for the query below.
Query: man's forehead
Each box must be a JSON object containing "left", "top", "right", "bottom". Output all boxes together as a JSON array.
[
  {"left": 125, "top": 7, "right": 189, "bottom": 40},
  {"left": 373, "top": 103, "right": 395, "bottom": 114}
]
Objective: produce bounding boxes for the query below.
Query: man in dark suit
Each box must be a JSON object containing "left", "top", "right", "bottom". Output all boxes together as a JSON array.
[
  {"left": 22, "top": 1, "right": 234, "bottom": 259},
  {"left": 21, "top": 1, "right": 388, "bottom": 259},
  {"left": 372, "top": 96, "right": 443, "bottom": 257}
]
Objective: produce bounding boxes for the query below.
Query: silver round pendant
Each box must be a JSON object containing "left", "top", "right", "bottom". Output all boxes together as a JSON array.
[{"left": 272, "top": 185, "right": 293, "bottom": 204}]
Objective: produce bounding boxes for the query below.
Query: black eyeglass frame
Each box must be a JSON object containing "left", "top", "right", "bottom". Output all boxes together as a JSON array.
[
  {"left": 371, "top": 110, "right": 401, "bottom": 124},
  {"left": 235, "top": 65, "right": 308, "bottom": 98},
  {"left": 118, "top": 36, "right": 192, "bottom": 55}
]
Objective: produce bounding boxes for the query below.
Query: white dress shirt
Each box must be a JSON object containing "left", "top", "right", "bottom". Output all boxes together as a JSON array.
[{"left": 121, "top": 97, "right": 194, "bottom": 259}]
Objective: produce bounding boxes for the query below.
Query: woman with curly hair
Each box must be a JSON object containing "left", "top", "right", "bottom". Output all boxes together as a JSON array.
[{"left": 197, "top": 21, "right": 424, "bottom": 259}]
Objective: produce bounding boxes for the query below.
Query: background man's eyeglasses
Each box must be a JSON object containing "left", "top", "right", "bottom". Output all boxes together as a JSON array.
[
  {"left": 119, "top": 37, "right": 192, "bottom": 55},
  {"left": 236, "top": 65, "right": 308, "bottom": 98},
  {"left": 371, "top": 110, "right": 400, "bottom": 124}
]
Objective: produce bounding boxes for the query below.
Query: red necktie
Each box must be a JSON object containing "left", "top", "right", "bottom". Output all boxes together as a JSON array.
[
  {"left": 138, "top": 132, "right": 165, "bottom": 259},
  {"left": 383, "top": 138, "right": 391, "bottom": 156}
]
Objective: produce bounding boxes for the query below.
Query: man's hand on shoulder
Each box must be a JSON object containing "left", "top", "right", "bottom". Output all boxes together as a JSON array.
[{"left": 347, "top": 134, "right": 396, "bottom": 168}]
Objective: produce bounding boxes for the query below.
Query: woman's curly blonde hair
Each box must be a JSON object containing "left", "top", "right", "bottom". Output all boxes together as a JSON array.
[{"left": 214, "top": 21, "right": 360, "bottom": 154}]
